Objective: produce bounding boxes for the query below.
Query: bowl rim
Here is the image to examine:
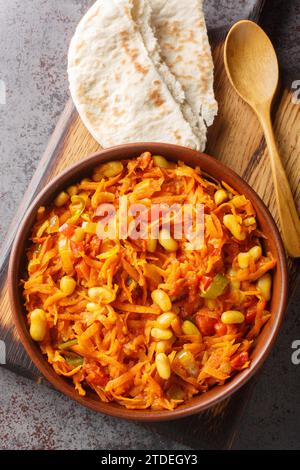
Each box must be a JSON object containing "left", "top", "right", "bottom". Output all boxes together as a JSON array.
[{"left": 8, "top": 142, "right": 288, "bottom": 422}]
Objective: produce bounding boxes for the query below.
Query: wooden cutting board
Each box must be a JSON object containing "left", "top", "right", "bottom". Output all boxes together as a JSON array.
[{"left": 1, "top": 0, "right": 299, "bottom": 450}]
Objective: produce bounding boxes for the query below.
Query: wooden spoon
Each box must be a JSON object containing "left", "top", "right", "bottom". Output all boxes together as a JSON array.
[{"left": 224, "top": 20, "right": 300, "bottom": 257}]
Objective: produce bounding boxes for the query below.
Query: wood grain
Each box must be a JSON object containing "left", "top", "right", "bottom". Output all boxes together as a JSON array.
[
  {"left": 1, "top": 2, "right": 299, "bottom": 448},
  {"left": 223, "top": 19, "right": 300, "bottom": 257}
]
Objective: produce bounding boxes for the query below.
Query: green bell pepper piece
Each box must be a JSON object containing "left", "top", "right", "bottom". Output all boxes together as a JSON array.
[
  {"left": 58, "top": 339, "right": 78, "bottom": 350},
  {"left": 200, "top": 273, "right": 229, "bottom": 299},
  {"left": 65, "top": 356, "right": 84, "bottom": 367}
]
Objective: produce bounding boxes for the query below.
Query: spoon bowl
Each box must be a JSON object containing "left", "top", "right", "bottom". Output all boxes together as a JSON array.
[{"left": 225, "top": 20, "right": 278, "bottom": 108}]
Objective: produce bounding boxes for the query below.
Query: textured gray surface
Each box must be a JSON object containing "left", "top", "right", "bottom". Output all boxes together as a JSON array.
[
  {"left": 0, "top": 367, "right": 188, "bottom": 450},
  {"left": 0, "top": 0, "right": 300, "bottom": 450},
  {"left": 0, "top": 0, "right": 93, "bottom": 241}
]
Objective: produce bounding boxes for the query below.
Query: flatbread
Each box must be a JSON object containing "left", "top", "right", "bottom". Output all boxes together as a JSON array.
[
  {"left": 149, "top": 0, "right": 218, "bottom": 126},
  {"left": 133, "top": 0, "right": 207, "bottom": 145},
  {"left": 68, "top": 0, "right": 205, "bottom": 150}
]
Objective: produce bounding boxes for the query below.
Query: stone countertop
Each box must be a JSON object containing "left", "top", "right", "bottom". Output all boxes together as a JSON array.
[{"left": 0, "top": 0, "right": 300, "bottom": 450}]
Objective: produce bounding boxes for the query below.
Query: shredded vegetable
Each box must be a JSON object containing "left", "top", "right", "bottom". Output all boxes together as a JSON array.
[{"left": 23, "top": 152, "right": 276, "bottom": 410}]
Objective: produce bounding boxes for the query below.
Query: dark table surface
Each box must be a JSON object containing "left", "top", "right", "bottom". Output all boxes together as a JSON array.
[{"left": 0, "top": 0, "right": 299, "bottom": 450}]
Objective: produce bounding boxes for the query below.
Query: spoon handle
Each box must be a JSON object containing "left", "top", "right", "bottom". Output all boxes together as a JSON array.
[{"left": 258, "top": 106, "right": 300, "bottom": 257}]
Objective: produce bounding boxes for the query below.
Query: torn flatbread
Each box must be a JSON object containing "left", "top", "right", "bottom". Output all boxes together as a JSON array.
[
  {"left": 133, "top": 0, "right": 207, "bottom": 145},
  {"left": 149, "top": 0, "right": 218, "bottom": 126},
  {"left": 68, "top": 0, "right": 205, "bottom": 150}
]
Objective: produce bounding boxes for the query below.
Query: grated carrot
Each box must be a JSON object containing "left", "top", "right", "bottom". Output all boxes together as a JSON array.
[{"left": 23, "top": 153, "right": 275, "bottom": 410}]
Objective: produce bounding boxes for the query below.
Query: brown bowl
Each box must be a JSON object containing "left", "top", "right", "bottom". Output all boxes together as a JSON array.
[{"left": 8, "top": 143, "right": 287, "bottom": 421}]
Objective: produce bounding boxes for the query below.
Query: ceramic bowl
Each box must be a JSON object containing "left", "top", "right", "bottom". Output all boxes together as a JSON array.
[{"left": 8, "top": 143, "right": 287, "bottom": 421}]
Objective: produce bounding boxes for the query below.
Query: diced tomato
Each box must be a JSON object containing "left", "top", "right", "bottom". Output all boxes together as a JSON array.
[
  {"left": 195, "top": 314, "right": 216, "bottom": 336},
  {"left": 170, "top": 280, "right": 186, "bottom": 298},
  {"left": 214, "top": 321, "right": 227, "bottom": 336},
  {"left": 187, "top": 274, "right": 201, "bottom": 303},
  {"left": 223, "top": 242, "right": 241, "bottom": 259},
  {"left": 213, "top": 258, "right": 224, "bottom": 273},
  {"left": 75, "top": 259, "right": 90, "bottom": 281},
  {"left": 59, "top": 223, "right": 75, "bottom": 238},
  {"left": 200, "top": 275, "right": 212, "bottom": 291},
  {"left": 185, "top": 273, "right": 201, "bottom": 288},
  {"left": 71, "top": 240, "right": 85, "bottom": 258},
  {"left": 179, "top": 303, "right": 197, "bottom": 318},
  {"left": 243, "top": 297, "right": 256, "bottom": 309},
  {"left": 85, "top": 233, "right": 93, "bottom": 244},
  {"left": 246, "top": 307, "right": 257, "bottom": 324},
  {"left": 241, "top": 281, "right": 252, "bottom": 291},
  {"left": 89, "top": 236, "right": 102, "bottom": 256},
  {"left": 188, "top": 287, "right": 199, "bottom": 304},
  {"left": 226, "top": 324, "right": 239, "bottom": 335},
  {"left": 230, "top": 352, "right": 249, "bottom": 370}
]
